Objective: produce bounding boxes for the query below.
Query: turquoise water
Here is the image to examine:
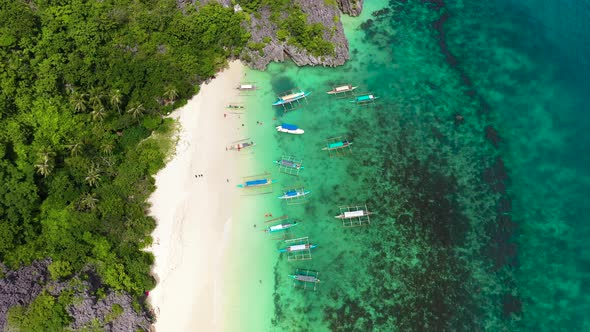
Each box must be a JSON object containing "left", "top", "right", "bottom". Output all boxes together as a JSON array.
[{"left": 244, "top": 0, "right": 590, "bottom": 330}]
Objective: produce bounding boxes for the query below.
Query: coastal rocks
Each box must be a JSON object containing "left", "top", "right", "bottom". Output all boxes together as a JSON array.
[
  {"left": 67, "top": 287, "right": 151, "bottom": 331},
  {"left": 0, "top": 261, "right": 150, "bottom": 331},
  {"left": 336, "top": 0, "right": 364, "bottom": 17},
  {"left": 241, "top": 1, "right": 350, "bottom": 70},
  {"left": 0, "top": 260, "right": 51, "bottom": 330}
]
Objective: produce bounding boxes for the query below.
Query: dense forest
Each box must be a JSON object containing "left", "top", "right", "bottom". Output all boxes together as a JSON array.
[{"left": 0, "top": 0, "right": 248, "bottom": 329}]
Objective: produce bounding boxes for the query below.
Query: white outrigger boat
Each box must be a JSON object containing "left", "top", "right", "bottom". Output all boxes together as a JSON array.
[
  {"left": 264, "top": 222, "right": 298, "bottom": 234},
  {"left": 335, "top": 209, "right": 373, "bottom": 219},
  {"left": 276, "top": 123, "right": 304, "bottom": 135},
  {"left": 278, "top": 243, "right": 317, "bottom": 253},
  {"left": 237, "top": 83, "right": 257, "bottom": 91},
  {"left": 272, "top": 91, "right": 311, "bottom": 106},
  {"left": 326, "top": 84, "right": 357, "bottom": 95}
]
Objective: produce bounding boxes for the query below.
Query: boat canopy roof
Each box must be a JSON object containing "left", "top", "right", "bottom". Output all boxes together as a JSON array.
[
  {"left": 281, "top": 123, "right": 298, "bottom": 130},
  {"left": 290, "top": 244, "right": 307, "bottom": 251},
  {"left": 245, "top": 179, "right": 267, "bottom": 186},
  {"left": 344, "top": 210, "right": 365, "bottom": 218},
  {"left": 357, "top": 94, "right": 374, "bottom": 101},
  {"left": 270, "top": 224, "right": 286, "bottom": 231},
  {"left": 240, "top": 84, "right": 253, "bottom": 89},
  {"left": 335, "top": 85, "right": 351, "bottom": 91},
  {"left": 281, "top": 92, "right": 304, "bottom": 100},
  {"left": 329, "top": 141, "right": 345, "bottom": 148}
]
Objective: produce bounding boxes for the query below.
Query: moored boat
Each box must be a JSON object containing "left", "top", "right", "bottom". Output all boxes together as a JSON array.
[
  {"left": 289, "top": 274, "right": 320, "bottom": 283},
  {"left": 278, "top": 189, "right": 310, "bottom": 200},
  {"left": 276, "top": 123, "right": 304, "bottom": 135},
  {"left": 351, "top": 94, "right": 378, "bottom": 103},
  {"left": 265, "top": 222, "right": 298, "bottom": 233},
  {"left": 322, "top": 140, "right": 352, "bottom": 151},
  {"left": 335, "top": 209, "right": 372, "bottom": 219},
  {"left": 229, "top": 141, "right": 256, "bottom": 151},
  {"left": 273, "top": 159, "right": 304, "bottom": 169},
  {"left": 278, "top": 243, "right": 317, "bottom": 253},
  {"left": 326, "top": 84, "right": 357, "bottom": 95},
  {"left": 237, "top": 178, "right": 276, "bottom": 188},
  {"left": 272, "top": 91, "right": 312, "bottom": 106}
]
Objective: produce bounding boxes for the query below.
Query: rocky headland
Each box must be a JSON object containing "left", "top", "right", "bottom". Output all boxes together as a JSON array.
[{"left": 186, "top": 0, "right": 364, "bottom": 69}]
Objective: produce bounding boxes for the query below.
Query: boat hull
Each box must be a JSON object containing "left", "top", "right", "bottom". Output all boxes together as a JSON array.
[
  {"left": 278, "top": 190, "right": 310, "bottom": 199},
  {"left": 326, "top": 86, "right": 358, "bottom": 94},
  {"left": 272, "top": 91, "right": 312, "bottom": 106},
  {"left": 276, "top": 126, "right": 304, "bottom": 134}
]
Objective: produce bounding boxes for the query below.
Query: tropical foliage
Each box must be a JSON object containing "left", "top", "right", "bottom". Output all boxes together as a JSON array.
[{"left": 0, "top": 0, "right": 248, "bottom": 329}]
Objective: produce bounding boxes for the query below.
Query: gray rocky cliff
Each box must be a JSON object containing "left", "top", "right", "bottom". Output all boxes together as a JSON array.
[
  {"left": 0, "top": 261, "right": 151, "bottom": 331},
  {"left": 241, "top": 0, "right": 349, "bottom": 70},
  {"left": 336, "top": 0, "right": 364, "bottom": 17}
]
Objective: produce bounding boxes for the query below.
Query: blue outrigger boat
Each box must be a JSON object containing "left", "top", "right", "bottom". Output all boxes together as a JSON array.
[
  {"left": 272, "top": 91, "right": 312, "bottom": 106},
  {"left": 278, "top": 189, "right": 310, "bottom": 200},
  {"left": 351, "top": 94, "right": 378, "bottom": 104},
  {"left": 237, "top": 178, "right": 276, "bottom": 188},
  {"left": 276, "top": 123, "right": 304, "bottom": 134}
]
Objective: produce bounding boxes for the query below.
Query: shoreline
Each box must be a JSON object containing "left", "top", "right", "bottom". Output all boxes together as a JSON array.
[{"left": 147, "top": 61, "right": 249, "bottom": 331}]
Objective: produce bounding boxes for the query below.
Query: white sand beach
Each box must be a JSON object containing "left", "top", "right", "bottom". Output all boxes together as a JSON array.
[{"left": 148, "top": 61, "right": 248, "bottom": 332}]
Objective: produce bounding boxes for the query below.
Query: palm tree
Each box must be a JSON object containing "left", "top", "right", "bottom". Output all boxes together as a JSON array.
[
  {"left": 79, "top": 192, "right": 98, "bottom": 211},
  {"left": 90, "top": 106, "right": 107, "bottom": 122},
  {"left": 66, "top": 142, "right": 83, "bottom": 157},
  {"left": 110, "top": 89, "right": 123, "bottom": 114},
  {"left": 35, "top": 154, "right": 54, "bottom": 177},
  {"left": 88, "top": 86, "right": 104, "bottom": 110},
  {"left": 85, "top": 164, "right": 101, "bottom": 187},
  {"left": 69, "top": 91, "right": 87, "bottom": 113},
  {"left": 101, "top": 142, "right": 114, "bottom": 155},
  {"left": 127, "top": 103, "right": 145, "bottom": 123},
  {"left": 164, "top": 85, "right": 178, "bottom": 103}
]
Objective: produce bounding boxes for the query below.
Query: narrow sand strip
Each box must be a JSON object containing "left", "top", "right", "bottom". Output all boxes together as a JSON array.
[{"left": 148, "top": 61, "right": 246, "bottom": 332}]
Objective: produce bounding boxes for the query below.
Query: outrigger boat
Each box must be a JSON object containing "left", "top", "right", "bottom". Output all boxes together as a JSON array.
[
  {"left": 278, "top": 189, "right": 310, "bottom": 200},
  {"left": 228, "top": 140, "right": 255, "bottom": 151},
  {"left": 289, "top": 273, "right": 320, "bottom": 284},
  {"left": 272, "top": 91, "right": 312, "bottom": 106},
  {"left": 237, "top": 83, "right": 256, "bottom": 91},
  {"left": 278, "top": 243, "right": 317, "bottom": 253},
  {"left": 335, "top": 209, "right": 373, "bottom": 219},
  {"left": 237, "top": 177, "right": 276, "bottom": 188},
  {"left": 264, "top": 222, "right": 298, "bottom": 234},
  {"left": 351, "top": 94, "right": 378, "bottom": 104},
  {"left": 273, "top": 158, "right": 304, "bottom": 170},
  {"left": 326, "top": 84, "right": 357, "bottom": 95},
  {"left": 322, "top": 140, "right": 352, "bottom": 151},
  {"left": 276, "top": 123, "right": 304, "bottom": 135}
]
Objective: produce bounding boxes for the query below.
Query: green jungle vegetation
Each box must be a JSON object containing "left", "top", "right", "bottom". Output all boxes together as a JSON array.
[
  {"left": 0, "top": 0, "right": 248, "bottom": 329},
  {"left": 239, "top": 0, "right": 335, "bottom": 56}
]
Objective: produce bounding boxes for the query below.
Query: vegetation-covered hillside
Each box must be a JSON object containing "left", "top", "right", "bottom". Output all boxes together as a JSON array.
[{"left": 0, "top": 0, "right": 248, "bottom": 329}]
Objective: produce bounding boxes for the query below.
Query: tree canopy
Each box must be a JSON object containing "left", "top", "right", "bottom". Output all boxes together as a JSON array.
[{"left": 0, "top": 0, "right": 248, "bottom": 329}]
